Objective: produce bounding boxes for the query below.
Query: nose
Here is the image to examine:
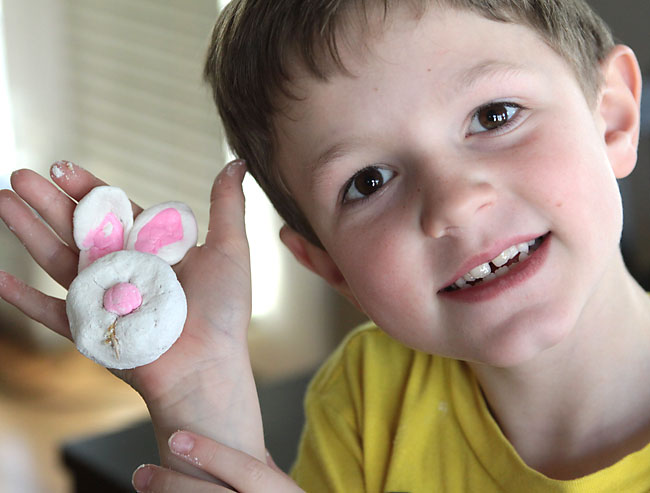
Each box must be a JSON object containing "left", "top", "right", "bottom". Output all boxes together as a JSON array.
[{"left": 420, "top": 176, "right": 497, "bottom": 239}]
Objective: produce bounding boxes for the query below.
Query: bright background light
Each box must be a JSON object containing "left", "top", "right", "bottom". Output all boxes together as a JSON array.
[
  {"left": 243, "top": 172, "right": 283, "bottom": 318},
  {"left": 223, "top": 144, "right": 283, "bottom": 319},
  {"left": 0, "top": 1, "right": 17, "bottom": 187}
]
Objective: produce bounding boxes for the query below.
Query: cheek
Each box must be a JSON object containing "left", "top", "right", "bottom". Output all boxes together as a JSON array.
[
  {"left": 523, "top": 123, "right": 624, "bottom": 247},
  {"left": 339, "top": 236, "right": 405, "bottom": 297},
  {"left": 331, "top": 226, "right": 433, "bottom": 328}
]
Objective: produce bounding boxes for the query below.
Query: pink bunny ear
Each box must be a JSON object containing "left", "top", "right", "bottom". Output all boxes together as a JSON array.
[
  {"left": 125, "top": 202, "right": 197, "bottom": 265},
  {"left": 73, "top": 186, "right": 134, "bottom": 271}
]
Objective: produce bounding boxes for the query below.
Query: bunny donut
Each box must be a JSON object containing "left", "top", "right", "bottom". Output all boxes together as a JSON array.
[{"left": 66, "top": 186, "right": 198, "bottom": 369}]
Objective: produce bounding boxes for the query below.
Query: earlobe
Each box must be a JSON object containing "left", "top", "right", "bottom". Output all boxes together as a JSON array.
[
  {"left": 279, "top": 225, "right": 360, "bottom": 307},
  {"left": 598, "top": 45, "right": 642, "bottom": 178}
]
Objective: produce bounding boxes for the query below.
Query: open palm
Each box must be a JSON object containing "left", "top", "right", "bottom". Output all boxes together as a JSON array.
[{"left": 0, "top": 160, "right": 266, "bottom": 473}]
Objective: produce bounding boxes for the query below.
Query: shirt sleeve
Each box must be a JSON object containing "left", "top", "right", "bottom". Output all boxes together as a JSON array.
[{"left": 290, "top": 335, "right": 366, "bottom": 492}]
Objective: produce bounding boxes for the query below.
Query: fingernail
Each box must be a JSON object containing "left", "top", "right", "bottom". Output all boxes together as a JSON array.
[
  {"left": 215, "top": 159, "right": 246, "bottom": 186},
  {"left": 169, "top": 431, "right": 195, "bottom": 455},
  {"left": 228, "top": 158, "right": 246, "bottom": 168},
  {"left": 132, "top": 464, "right": 153, "bottom": 492},
  {"left": 224, "top": 159, "right": 247, "bottom": 176}
]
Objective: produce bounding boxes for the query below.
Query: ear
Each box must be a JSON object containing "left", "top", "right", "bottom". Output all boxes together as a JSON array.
[
  {"left": 597, "top": 45, "right": 642, "bottom": 178},
  {"left": 280, "top": 225, "right": 360, "bottom": 308},
  {"left": 126, "top": 202, "right": 198, "bottom": 265}
]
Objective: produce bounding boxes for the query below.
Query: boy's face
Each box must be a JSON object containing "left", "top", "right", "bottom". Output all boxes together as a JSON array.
[{"left": 274, "top": 7, "right": 631, "bottom": 366}]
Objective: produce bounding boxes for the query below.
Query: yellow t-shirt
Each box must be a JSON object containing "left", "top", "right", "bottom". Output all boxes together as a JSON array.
[{"left": 290, "top": 323, "right": 650, "bottom": 492}]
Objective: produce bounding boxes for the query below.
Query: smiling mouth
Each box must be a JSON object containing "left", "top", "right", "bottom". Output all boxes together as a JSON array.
[{"left": 441, "top": 233, "right": 549, "bottom": 292}]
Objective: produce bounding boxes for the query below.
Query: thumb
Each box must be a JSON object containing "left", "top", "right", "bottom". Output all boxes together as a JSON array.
[{"left": 204, "top": 159, "right": 248, "bottom": 249}]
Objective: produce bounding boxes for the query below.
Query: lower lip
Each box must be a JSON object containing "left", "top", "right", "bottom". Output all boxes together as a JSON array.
[{"left": 438, "top": 234, "right": 551, "bottom": 303}]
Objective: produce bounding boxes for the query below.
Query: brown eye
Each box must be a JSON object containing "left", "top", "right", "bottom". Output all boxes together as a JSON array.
[
  {"left": 478, "top": 103, "right": 509, "bottom": 129},
  {"left": 344, "top": 166, "right": 395, "bottom": 203},
  {"left": 468, "top": 102, "right": 522, "bottom": 135},
  {"left": 355, "top": 168, "right": 383, "bottom": 195}
]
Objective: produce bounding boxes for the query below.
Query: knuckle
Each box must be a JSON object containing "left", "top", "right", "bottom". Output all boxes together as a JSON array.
[
  {"left": 147, "top": 468, "right": 173, "bottom": 492},
  {"left": 45, "top": 243, "right": 76, "bottom": 287},
  {"left": 212, "top": 236, "right": 249, "bottom": 258},
  {"left": 201, "top": 443, "right": 219, "bottom": 469},
  {"left": 46, "top": 241, "right": 67, "bottom": 264},
  {"left": 243, "top": 457, "right": 267, "bottom": 484}
]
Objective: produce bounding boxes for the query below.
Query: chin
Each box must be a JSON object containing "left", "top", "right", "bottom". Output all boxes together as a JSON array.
[{"left": 466, "top": 308, "right": 576, "bottom": 369}]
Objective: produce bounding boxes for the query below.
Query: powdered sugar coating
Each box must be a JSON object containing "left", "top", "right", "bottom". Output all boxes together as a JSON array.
[{"left": 51, "top": 164, "right": 65, "bottom": 178}]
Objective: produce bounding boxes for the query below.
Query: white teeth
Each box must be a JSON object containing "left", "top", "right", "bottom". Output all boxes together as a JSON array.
[
  {"left": 468, "top": 262, "right": 491, "bottom": 280},
  {"left": 491, "top": 252, "right": 508, "bottom": 268},
  {"left": 491, "top": 245, "right": 518, "bottom": 267},
  {"left": 448, "top": 236, "right": 542, "bottom": 291}
]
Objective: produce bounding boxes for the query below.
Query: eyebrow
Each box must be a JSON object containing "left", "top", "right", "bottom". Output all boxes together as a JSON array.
[
  {"left": 454, "top": 59, "right": 527, "bottom": 91},
  {"left": 314, "top": 141, "right": 356, "bottom": 171},
  {"left": 310, "top": 60, "right": 528, "bottom": 177},
  {"left": 308, "top": 139, "right": 360, "bottom": 191}
]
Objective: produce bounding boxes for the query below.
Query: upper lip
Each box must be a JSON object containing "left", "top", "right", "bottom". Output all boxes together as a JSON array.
[{"left": 438, "top": 233, "right": 545, "bottom": 291}]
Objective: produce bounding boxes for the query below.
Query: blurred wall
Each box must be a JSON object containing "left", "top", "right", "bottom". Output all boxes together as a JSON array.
[
  {"left": 0, "top": 0, "right": 72, "bottom": 348},
  {"left": 587, "top": 0, "right": 650, "bottom": 287}
]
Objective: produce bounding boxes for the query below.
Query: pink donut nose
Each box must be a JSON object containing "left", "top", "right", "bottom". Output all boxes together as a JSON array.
[{"left": 103, "top": 282, "right": 143, "bottom": 315}]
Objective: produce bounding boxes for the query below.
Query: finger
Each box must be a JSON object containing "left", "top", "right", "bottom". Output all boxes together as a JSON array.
[
  {"left": 0, "top": 188, "right": 78, "bottom": 288},
  {"left": 49, "top": 160, "right": 144, "bottom": 216},
  {"left": 132, "top": 464, "right": 233, "bottom": 493},
  {"left": 266, "top": 449, "right": 284, "bottom": 474},
  {"left": 0, "top": 271, "right": 71, "bottom": 339},
  {"left": 204, "top": 160, "right": 248, "bottom": 250},
  {"left": 168, "top": 431, "right": 304, "bottom": 492},
  {"left": 11, "top": 168, "right": 78, "bottom": 251}
]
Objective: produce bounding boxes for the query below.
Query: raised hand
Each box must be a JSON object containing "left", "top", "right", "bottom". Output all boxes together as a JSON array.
[
  {"left": 0, "top": 160, "right": 266, "bottom": 477},
  {"left": 132, "top": 430, "right": 305, "bottom": 493}
]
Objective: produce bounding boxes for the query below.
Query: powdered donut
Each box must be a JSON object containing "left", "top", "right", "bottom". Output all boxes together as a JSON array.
[
  {"left": 67, "top": 185, "right": 195, "bottom": 368},
  {"left": 73, "top": 186, "right": 134, "bottom": 271},
  {"left": 126, "top": 202, "right": 198, "bottom": 265},
  {"left": 66, "top": 250, "right": 187, "bottom": 369}
]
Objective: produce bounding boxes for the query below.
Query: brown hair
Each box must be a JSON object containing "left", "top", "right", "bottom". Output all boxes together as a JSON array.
[{"left": 204, "top": 0, "right": 614, "bottom": 247}]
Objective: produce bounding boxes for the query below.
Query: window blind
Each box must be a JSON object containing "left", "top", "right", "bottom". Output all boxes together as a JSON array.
[{"left": 64, "top": 0, "right": 223, "bottom": 235}]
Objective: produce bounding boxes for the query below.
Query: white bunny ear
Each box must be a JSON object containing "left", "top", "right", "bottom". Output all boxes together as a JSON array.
[
  {"left": 73, "top": 186, "right": 134, "bottom": 271},
  {"left": 125, "top": 202, "right": 197, "bottom": 265}
]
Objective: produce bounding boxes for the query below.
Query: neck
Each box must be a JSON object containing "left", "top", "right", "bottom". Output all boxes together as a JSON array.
[{"left": 469, "top": 254, "right": 650, "bottom": 479}]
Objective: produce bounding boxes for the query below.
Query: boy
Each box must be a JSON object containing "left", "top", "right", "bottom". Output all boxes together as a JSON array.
[{"left": 0, "top": 0, "right": 646, "bottom": 491}]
